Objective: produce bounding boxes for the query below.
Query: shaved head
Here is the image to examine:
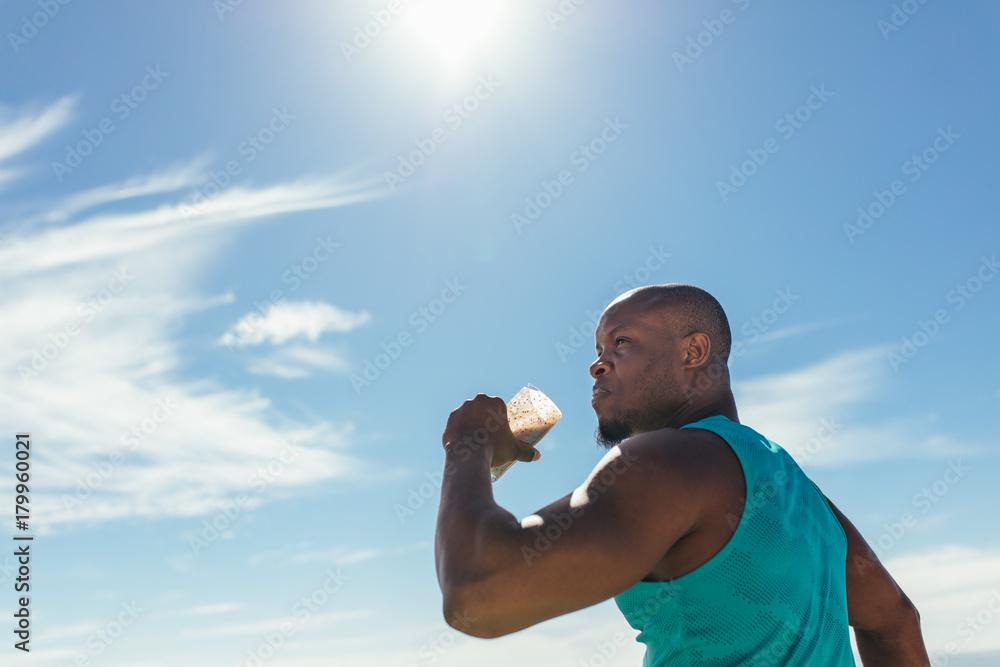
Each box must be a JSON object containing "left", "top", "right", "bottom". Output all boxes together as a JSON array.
[
  {"left": 607, "top": 283, "right": 732, "bottom": 363},
  {"left": 590, "top": 283, "right": 736, "bottom": 448}
]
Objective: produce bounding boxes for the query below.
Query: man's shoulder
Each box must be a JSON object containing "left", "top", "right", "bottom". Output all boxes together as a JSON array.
[
  {"left": 576, "top": 427, "right": 743, "bottom": 522},
  {"left": 578, "top": 428, "right": 744, "bottom": 556},
  {"left": 616, "top": 425, "right": 740, "bottom": 478}
]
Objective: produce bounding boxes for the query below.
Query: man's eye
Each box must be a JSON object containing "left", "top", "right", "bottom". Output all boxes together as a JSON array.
[{"left": 615, "top": 337, "right": 627, "bottom": 346}]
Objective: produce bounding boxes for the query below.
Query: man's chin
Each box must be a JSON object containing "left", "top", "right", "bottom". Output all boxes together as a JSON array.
[{"left": 594, "top": 421, "right": 631, "bottom": 450}]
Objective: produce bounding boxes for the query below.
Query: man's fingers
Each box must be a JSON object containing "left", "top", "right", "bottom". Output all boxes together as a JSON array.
[{"left": 516, "top": 445, "right": 541, "bottom": 463}]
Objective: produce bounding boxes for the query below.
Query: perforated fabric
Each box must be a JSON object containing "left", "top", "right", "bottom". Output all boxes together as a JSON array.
[{"left": 613, "top": 415, "right": 855, "bottom": 666}]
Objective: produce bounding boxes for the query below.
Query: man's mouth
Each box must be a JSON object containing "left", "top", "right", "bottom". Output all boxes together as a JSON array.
[{"left": 591, "top": 385, "right": 611, "bottom": 404}]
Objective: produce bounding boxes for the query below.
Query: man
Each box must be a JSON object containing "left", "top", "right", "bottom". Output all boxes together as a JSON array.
[{"left": 435, "top": 284, "right": 929, "bottom": 665}]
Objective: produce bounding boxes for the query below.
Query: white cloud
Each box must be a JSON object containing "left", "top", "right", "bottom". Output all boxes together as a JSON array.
[
  {"left": 149, "top": 602, "right": 247, "bottom": 620},
  {"left": 0, "top": 112, "right": 385, "bottom": 528},
  {"left": 220, "top": 301, "right": 371, "bottom": 349},
  {"left": 11, "top": 155, "right": 212, "bottom": 228},
  {"left": 247, "top": 541, "right": 430, "bottom": 569},
  {"left": 246, "top": 358, "right": 311, "bottom": 379},
  {"left": 0, "top": 176, "right": 383, "bottom": 279},
  {"left": 180, "top": 611, "right": 373, "bottom": 639},
  {"left": 0, "top": 95, "right": 76, "bottom": 188},
  {"left": 886, "top": 544, "right": 1000, "bottom": 655},
  {"left": 246, "top": 345, "right": 353, "bottom": 379},
  {"left": 734, "top": 347, "right": 980, "bottom": 467},
  {"left": 187, "top": 602, "right": 247, "bottom": 616},
  {"left": 753, "top": 317, "right": 854, "bottom": 345},
  {"left": 193, "top": 603, "right": 644, "bottom": 667}
]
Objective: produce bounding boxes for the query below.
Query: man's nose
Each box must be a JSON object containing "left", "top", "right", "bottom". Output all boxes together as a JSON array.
[{"left": 590, "top": 357, "right": 608, "bottom": 378}]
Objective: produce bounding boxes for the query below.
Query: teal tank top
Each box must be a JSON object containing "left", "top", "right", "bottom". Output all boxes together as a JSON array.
[{"left": 613, "top": 415, "right": 855, "bottom": 666}]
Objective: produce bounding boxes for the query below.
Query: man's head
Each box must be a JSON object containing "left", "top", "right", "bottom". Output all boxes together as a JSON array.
[{"left": 590, "top": 283, "right": 733, "bottom": 448}]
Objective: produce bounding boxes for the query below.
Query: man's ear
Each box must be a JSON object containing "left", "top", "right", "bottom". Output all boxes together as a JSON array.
[{"left": 682, "top": 332, "right": 712, "bottom": 368}]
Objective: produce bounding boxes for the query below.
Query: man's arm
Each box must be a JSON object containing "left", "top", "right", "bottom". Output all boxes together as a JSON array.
[
  {"left": 820, "top": 493, "right": 930, "bottom": 666},
  {"left": 434, "top": 403, "right": 701, "bottom": 638}
]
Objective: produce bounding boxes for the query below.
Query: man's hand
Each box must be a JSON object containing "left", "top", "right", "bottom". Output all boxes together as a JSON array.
[{"left": 441, "top": 394, "right": 541, "bottom": 472}]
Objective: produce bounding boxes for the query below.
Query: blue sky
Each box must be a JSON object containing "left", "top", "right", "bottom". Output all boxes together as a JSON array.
[{"left": 1, "top": 1, "right": 999, "bottom": 665}]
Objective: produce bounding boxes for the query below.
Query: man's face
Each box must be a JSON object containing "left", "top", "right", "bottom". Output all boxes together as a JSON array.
[{"left": 589, "top": 297, "right": 684, "bottom": 449}]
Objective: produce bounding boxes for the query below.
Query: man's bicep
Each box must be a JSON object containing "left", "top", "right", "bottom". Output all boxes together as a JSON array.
[
  {"left": 519, "top": 447, "right": 669, "bottom": 581},
  {"left": 465, "top": 441, "right": 697, "bottom": 636},
  {"left": 819, "top": 492, "right": 914, "bottom": 633}
]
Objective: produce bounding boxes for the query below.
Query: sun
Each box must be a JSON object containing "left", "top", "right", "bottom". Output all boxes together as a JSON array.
[{"left": 403, "top": 0, "right": 505, "bottom": 67}]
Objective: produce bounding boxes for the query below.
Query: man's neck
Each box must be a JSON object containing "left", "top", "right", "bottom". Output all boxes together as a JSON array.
[{"left": 663, "top": 389, "right": 740, "bottom": 430}]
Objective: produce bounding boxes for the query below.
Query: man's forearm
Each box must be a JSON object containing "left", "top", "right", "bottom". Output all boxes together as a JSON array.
[
  {"left": 434, "top": 441, "right": 520, "bottom": 615},
  {"left": 855, "top": 609, "right": 930, "bottom": 667}
]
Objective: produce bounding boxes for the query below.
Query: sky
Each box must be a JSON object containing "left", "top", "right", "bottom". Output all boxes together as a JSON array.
[{"left": 1, "top": 1, "right": 998, "bottom": 665}]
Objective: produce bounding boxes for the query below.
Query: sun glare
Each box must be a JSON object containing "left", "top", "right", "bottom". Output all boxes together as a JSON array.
[{"left": 404, "top": 0, "right": 505, "bottom": 67}]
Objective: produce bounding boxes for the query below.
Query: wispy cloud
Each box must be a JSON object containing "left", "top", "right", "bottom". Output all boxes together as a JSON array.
[
  {"left": 180, "top": 611, "right": 373, "bottom": 639},
  {"left": 0, "top": 176, "right": 383, "bottom": 278},
  {"left": 247, "top": 541, "right": 430, "bottom": 569},
  {"left": 247, "top": 346, "right": 353, "bottom": 379},
  {"left": 151, "top": 602, "right": 247, "bottom": 620},
  {"left": 734, "top": 347, "right": 981, "bottom": 467},
  {"left": 0, "top": 95, "right": 77, "bottom": 188},
  {"left": 754, "top": 317, "right": 854, "bottom": 345},
  {"left": 0, "top": 101, "right": 385, "bottom": 528},
  {"left": 186, "top": 606, "right": 644, "bottom": 667},
  {"left": 10, "top": 155, "right": 213, "bottom": 228},
  {"left": 187, "top": 602, "right": 247, "bottom": 616},
  {"left": 220, "top": 301, "right": 371, "bottom": 349}
]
